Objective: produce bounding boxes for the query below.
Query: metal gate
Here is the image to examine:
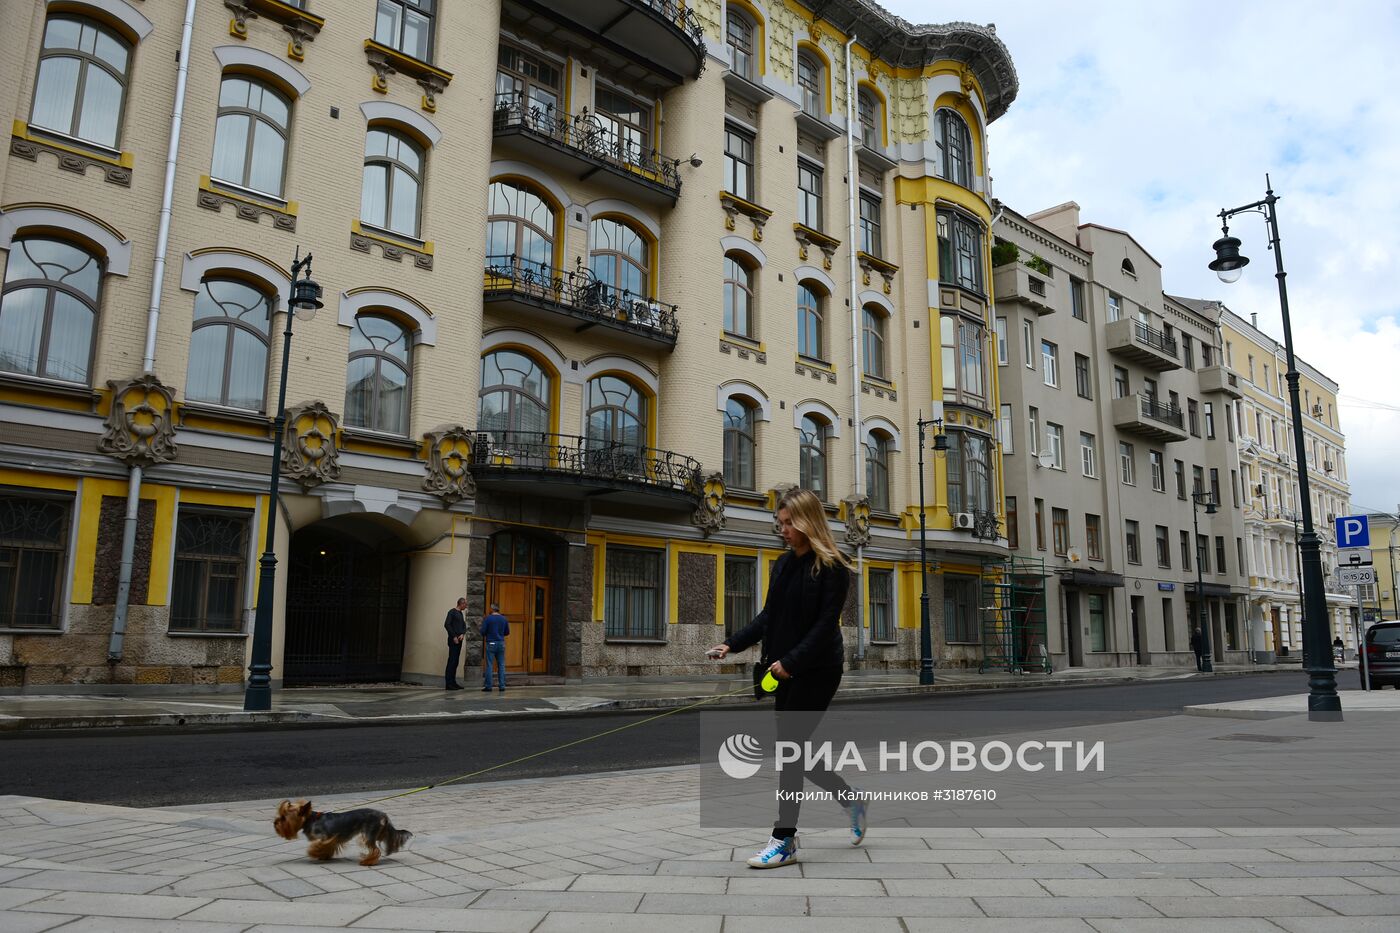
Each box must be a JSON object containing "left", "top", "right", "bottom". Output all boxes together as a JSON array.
[{"left": 283, "top": 527, "right": 408, "bottom": 685}]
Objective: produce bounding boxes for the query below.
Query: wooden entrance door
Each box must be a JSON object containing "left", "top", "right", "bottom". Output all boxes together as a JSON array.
[{"left": 484, "top": 532, "right": 553, "bottom": 674}]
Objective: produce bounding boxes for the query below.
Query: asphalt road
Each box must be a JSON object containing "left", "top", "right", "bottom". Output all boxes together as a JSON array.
[{"left": 0, "top": 672, "right": 1355, "bottom": 808}]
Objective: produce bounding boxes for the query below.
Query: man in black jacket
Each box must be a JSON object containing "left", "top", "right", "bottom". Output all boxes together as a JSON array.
[{"left": 444, "top": 597, "right": 467, "bottom": 689}]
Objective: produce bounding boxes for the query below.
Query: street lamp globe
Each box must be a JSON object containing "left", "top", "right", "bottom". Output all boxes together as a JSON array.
[
  {"left": 1209, "top": 235, "right": 1249, "bottom": 284},
  {"left": 290, "top": 274, "right": 323, "bottom": 319}
]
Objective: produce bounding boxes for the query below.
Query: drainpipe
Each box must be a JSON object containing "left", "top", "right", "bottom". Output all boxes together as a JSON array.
[
  {"left": 844, "top": 34, "right": 865, "bottom": 661},
  {"left": 109, "top": 0, "right": 198, "bottom": 662}
]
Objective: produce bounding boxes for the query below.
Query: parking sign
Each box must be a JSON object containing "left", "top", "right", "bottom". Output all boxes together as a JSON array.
[{"left": 1335, "top": 514, "right": 1371, "bottom": 549}]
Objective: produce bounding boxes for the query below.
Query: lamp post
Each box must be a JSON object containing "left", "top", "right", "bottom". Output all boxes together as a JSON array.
[
  {"left": 244, "top": 250, "right": 323, "bottom": 712},
  {"left": 916, "top": 413, "right": 948, "bottom": 685},
  {"left": 1191, "top": 491, "right": 1218, "bottom": 672},
  {"left": 1210, "top": 176, "right": 1341, "bottom": 720}
]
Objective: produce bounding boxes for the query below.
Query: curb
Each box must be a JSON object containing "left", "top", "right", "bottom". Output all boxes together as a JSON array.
[{"left": 0, "top": 666, "right": 1296, "bottom": 734}]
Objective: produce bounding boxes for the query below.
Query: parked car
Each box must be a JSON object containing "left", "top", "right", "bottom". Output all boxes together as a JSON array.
[{"left": 1361, "top": 620, "right": 1400, "bottom": 688}]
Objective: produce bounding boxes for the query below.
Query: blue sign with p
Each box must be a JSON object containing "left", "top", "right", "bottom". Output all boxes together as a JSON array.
[{"left": 1335, "top": 515, "right": 1370, "bottom": 549}]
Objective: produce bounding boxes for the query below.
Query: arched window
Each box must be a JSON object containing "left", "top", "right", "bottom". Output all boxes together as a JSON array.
[
  {"left": 799, "top": 414, "right": 829, "bottom": 500},
  {"left": 935, "top": 108, "right": 972, "bottom": 188},
  {"left": 0, "top": 237, "right": 101, "bottom": 384},
  {"left": 796, "top": 51, "right": 822, "bottom": 117},
  {"left": 361, "top": 127, "right": 424, "bottom": 238},
  {"left": 726, "top": 8, "right": 757, "bottom": 79},
  {"left": 486, "top": 180, "right": 556, "bottom": 275},
  {"left": 723, "top": 396, "right": 757, "bottom": 490},
  {"left": 479, "top": 349, "right": 551, "bottom": 439},
  {"left": 186, "top": 278, "right": 271, "bottom": 410},
  {"left": 211, "top": 75, "right": 291, "bottom": 197},
  {"left": 1121, "top": 257, "right": 1137, "bottom": 277},
  {"left": 857, "top": 89, "right": 880, "bottom": 148},
  {"left": 797, "top": 283, "right": 824, "bottom": 360},
  {"left": 345, "top": 314, "right": 412, "bottom": 435},
  {"left": 590, "top": 218, "right": 649, "bottom": 299},
  {"left": 586, "top": 375, "right": 648, "bottom": 458},
  {"left": 865, "top": 431, "right": 892, "bottom": 512},
  {"left": 723, "top": 253, "right": 754, "bottom": 337},
  {"left": 862, "top": 305, "right": 888, "bottom": 379},
  {"left": 30, "top": 15, "right": 132, "bottom": 149}
]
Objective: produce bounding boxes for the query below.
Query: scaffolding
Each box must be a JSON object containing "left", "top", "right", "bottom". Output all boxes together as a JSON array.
[{"left": 979, "top": 555, "right": 1052, "bottom": 674}]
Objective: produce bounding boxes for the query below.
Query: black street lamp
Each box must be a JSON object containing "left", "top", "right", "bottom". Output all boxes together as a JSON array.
[
  {"left": 1191, "top": 490, "right": 1218, "bottom": 673},
  {"left": 916, "top": 413, "right": 948, "bottom": 685},
  {"left": 244, "top": 251, "right": 323, "bottom": 712},
  {"left": 1210, "top": 176, "right": 1341, "bottom": 720}
]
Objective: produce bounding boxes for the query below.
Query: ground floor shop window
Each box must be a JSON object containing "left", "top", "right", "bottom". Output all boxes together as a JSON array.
[
  {"left": 605, "top": 545, "right": 664, "bottom": 639},
  {"left": 943, "top": 574, "right": 978, "bottom": 643},
  {"left": 0, "top": 491, "right": 71, "bottom": 630},
  {"left": 1088, "top": 592, "right": 1108, "bottom": 652},
  {"left": 723, "top": 555, "right": 756, "bottom": 638},
  {"left": 170, "top": 508, "right": 251, "bottom": 633},
  {"left": 869, "top": 569, "right": 894, "bottom": 642}
]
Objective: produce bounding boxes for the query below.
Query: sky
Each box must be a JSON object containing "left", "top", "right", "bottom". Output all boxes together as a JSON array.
[{"left": 881, "top": 0, "right": 1400, "bottom": 516}]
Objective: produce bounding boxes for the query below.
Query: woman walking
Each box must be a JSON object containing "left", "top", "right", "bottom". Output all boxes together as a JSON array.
[{"left": 708, "top": 487, "right": 866, "bottom": 868}]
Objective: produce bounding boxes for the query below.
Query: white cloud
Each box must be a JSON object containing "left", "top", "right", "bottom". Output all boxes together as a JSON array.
[{"left": 883, "top": 0, "right": 1400, "bottom": 510}]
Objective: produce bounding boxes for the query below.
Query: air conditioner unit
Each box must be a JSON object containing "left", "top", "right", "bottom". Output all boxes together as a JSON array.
[
  {"left": 1312, "top": 403, "right": 1324, "bottom": 417},
  {"left": 953, "top": 512, "right": 976, "bottom": 530},
  {"left": 1324, "top": 460, "right": 1335, "bottom": 472},
  {"left": 1254, "top": 484, "right": 1265, "bottom": 497}
]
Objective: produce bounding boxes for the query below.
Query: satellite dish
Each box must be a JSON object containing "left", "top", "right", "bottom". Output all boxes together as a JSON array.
[
  {"left": 1035, "top": 451, "right": 1054, "bottom": 469},
  {"left": 1067, "top": 547, "right": 1082, "bottom": 563}
]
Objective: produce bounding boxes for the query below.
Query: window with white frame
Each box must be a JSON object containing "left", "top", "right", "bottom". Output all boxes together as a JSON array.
[
  {"left": 345, "top": 314, "right": 412, "bottom": 436},
  {"left": 1022, "top": 318, "right": 1034, "bottom": 368},
  {"left": 1120, "top": 442, "right": 1135, "bottom": 485},
  {"left": 726, "top": 8, "right": 757, "bottom": 79},
  {"left": 1041, "top": 339, "right": 1059, "bottom": 387},
  {"left": 1046, "top": 422, "right": 1064, "bottom": 469},
  {"left": 1080, "top": 432, "right": 1097, "bottom": 478},
  {"left": 375, "top": 0, "right": 434, "bottom": 62},
  {"left": 995, "top": 316, "right": 1008, "bottom": 365},
  {"left": 1150, "top": 450, "right": 1165, "bottom": 492},
  {"left": 361, "top": 127, "right": 424, "bottom": 238},
  {"left": 1000, "top": 404, "right": 1013, "bottom": 455},
  {"left": 723, "top": 252, "right": 755, "bottom": 337},
  {"left": 1107, "top": 292, "right": 1122, "bottom": 322},
  {"left": 186, "top": 277, "right": 271, "bottom": 411},
  {"left": 723, "top": 123, "right": 755, "bottom": 200},
  {"left": 796, "top": 51, "right": 822, "bottom": 116}
]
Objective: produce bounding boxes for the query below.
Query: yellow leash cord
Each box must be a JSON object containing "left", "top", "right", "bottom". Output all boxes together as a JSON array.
[{"left": 350, "top": 683, "right": 757, "bottom": 809}]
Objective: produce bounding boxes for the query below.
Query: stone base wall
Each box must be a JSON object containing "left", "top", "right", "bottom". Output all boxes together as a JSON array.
[{"left": 0, "top": 603, "right": 246, "bottom": 688}]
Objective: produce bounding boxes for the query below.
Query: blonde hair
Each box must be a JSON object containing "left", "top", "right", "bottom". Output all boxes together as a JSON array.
[{"left": 777, "top": 487, "right": 854, "bottom": 574}]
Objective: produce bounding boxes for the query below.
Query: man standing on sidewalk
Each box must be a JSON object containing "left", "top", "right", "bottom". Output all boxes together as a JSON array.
[
  {"left": 444, "top": 597, "right": 468, "bottom": 690},
  {"left": 481, "top": 603, "right": 510, "bottom": 693},
  {"left": 1190, "top": 627, "right": 1205, "bottom": 672}
]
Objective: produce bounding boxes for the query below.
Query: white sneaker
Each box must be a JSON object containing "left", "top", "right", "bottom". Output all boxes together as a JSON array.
[
  {"left": 746, "top": 835, "right": 798, "bottom": 869},
  {"left": 848, "top": 795, "right": 868, "bottom": 846}
]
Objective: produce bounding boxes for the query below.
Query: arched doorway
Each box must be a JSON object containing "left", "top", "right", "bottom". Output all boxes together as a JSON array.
[
  {"left": 485, "top": 531, "right": 552, "bottom": 674},
  {"left": 283, "top": 516, "right": 410, "bottom": 684}
]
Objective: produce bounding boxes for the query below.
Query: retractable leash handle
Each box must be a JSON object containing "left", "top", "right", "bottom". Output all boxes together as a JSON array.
[{"left": 760, "top": 670, "right": 780, "bottom": 693}]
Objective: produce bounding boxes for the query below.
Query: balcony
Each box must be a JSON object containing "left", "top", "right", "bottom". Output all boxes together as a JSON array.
[
  {"left": 993, "top": 262, "right": 1056, "bottom": 315},
  {"left": 1106, "top": 318, "right": 1181, "bottom": 371},
  {"left": 1198, "top": 365, "right": 1244, "bottom": 398},
  {"left": 469, "top": 431, "right": 703, "bottom": 509},
  {"left": 484, "top": 256, "right": 679, "bottom": 351},
  {"left": 492, "top": 95, "right": 681, "bottom": 205},
  {"left": 505, "top": 0, "right": 704, "bottom": 85},
  {"left": 1112, "top": 393, "right": 1188, "bottom": 443}
]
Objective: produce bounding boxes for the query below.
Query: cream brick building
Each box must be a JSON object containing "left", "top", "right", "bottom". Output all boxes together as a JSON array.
[{"left": 0, "top": 0, "right": 1022, "bottom": 689}]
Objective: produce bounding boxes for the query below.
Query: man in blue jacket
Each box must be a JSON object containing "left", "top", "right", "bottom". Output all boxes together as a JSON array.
[{"left": 481, "top": 603, "right": 510, "bottom": 692}]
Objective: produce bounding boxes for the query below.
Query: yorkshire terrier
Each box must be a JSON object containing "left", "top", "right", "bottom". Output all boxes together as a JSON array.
[{"left": 273, "top": 800, "right": 413, "bottom": 866}]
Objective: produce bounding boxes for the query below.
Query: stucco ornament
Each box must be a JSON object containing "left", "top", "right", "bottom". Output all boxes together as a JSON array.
[
  {"left": 690, "top": 471, "right": 727, "bottom": 536},
  {"left": 99, "top": 373, "right": 178, "bottom": 465},
  {"left": 423, "top": 425, "right": 477, "bottom": 503},
  {"left": 281, "top": 401, "right": 341, "bottom": 488},
  {"left": 843, "top": 495, "right": 872, "bottom": 547}
]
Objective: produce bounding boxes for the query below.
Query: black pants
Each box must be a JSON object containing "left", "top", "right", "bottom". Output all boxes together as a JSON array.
[
  {"left": 445, "top": 638, "right": 462, "bottom": 686},
  {"left": 1193, "top": 650, "right": 1204, "bottom": 672},
  {"left": 772, "top": 667, "right": 850, "bottom": 837}
]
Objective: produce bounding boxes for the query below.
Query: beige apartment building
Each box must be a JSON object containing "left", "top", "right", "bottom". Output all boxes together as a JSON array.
[
  {"left": 1192, "top": 304, "right": 1358, "bottom": 656},
  {"left": 994, "top": 203, "right": 1253, "bottom": 668},
  {"left": 0, "top": 0, "right": 1021, "bottom": 689},
  {"left": 1365, "top": 512, "right": 1398, "bottom": 624}
]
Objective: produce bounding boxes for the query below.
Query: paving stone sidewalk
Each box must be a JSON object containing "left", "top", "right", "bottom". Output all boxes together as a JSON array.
[{"left": 2, "top": 706, "right": 1399, "bottom": 931}]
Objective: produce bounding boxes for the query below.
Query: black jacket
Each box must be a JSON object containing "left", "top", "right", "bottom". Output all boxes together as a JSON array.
[
  {"left": 725, "top": 550, "right": 849, "bottom": 676},
  {"left": 444, "top": 607, "right": 467, "bottom": 640}
]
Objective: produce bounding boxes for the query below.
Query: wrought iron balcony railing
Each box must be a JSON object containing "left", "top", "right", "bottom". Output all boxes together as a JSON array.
[
  {"left": 484, "top": 255, "right": 680, "bottom": 344},
  {"left": 635, "top": 0, "right": 705, "bottom": 45},
  {"left": 470, "top": 431, "right": 702, "bottom": 496},
  {"left": 492, "top": 94, "right": 682, "bottom": 195},
  {"left": 1139, "top": 394, "right": 1185, "bottom": 428},
  {"left": 1133, "top": 319, "right": 1178, "bottom": 357}
]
